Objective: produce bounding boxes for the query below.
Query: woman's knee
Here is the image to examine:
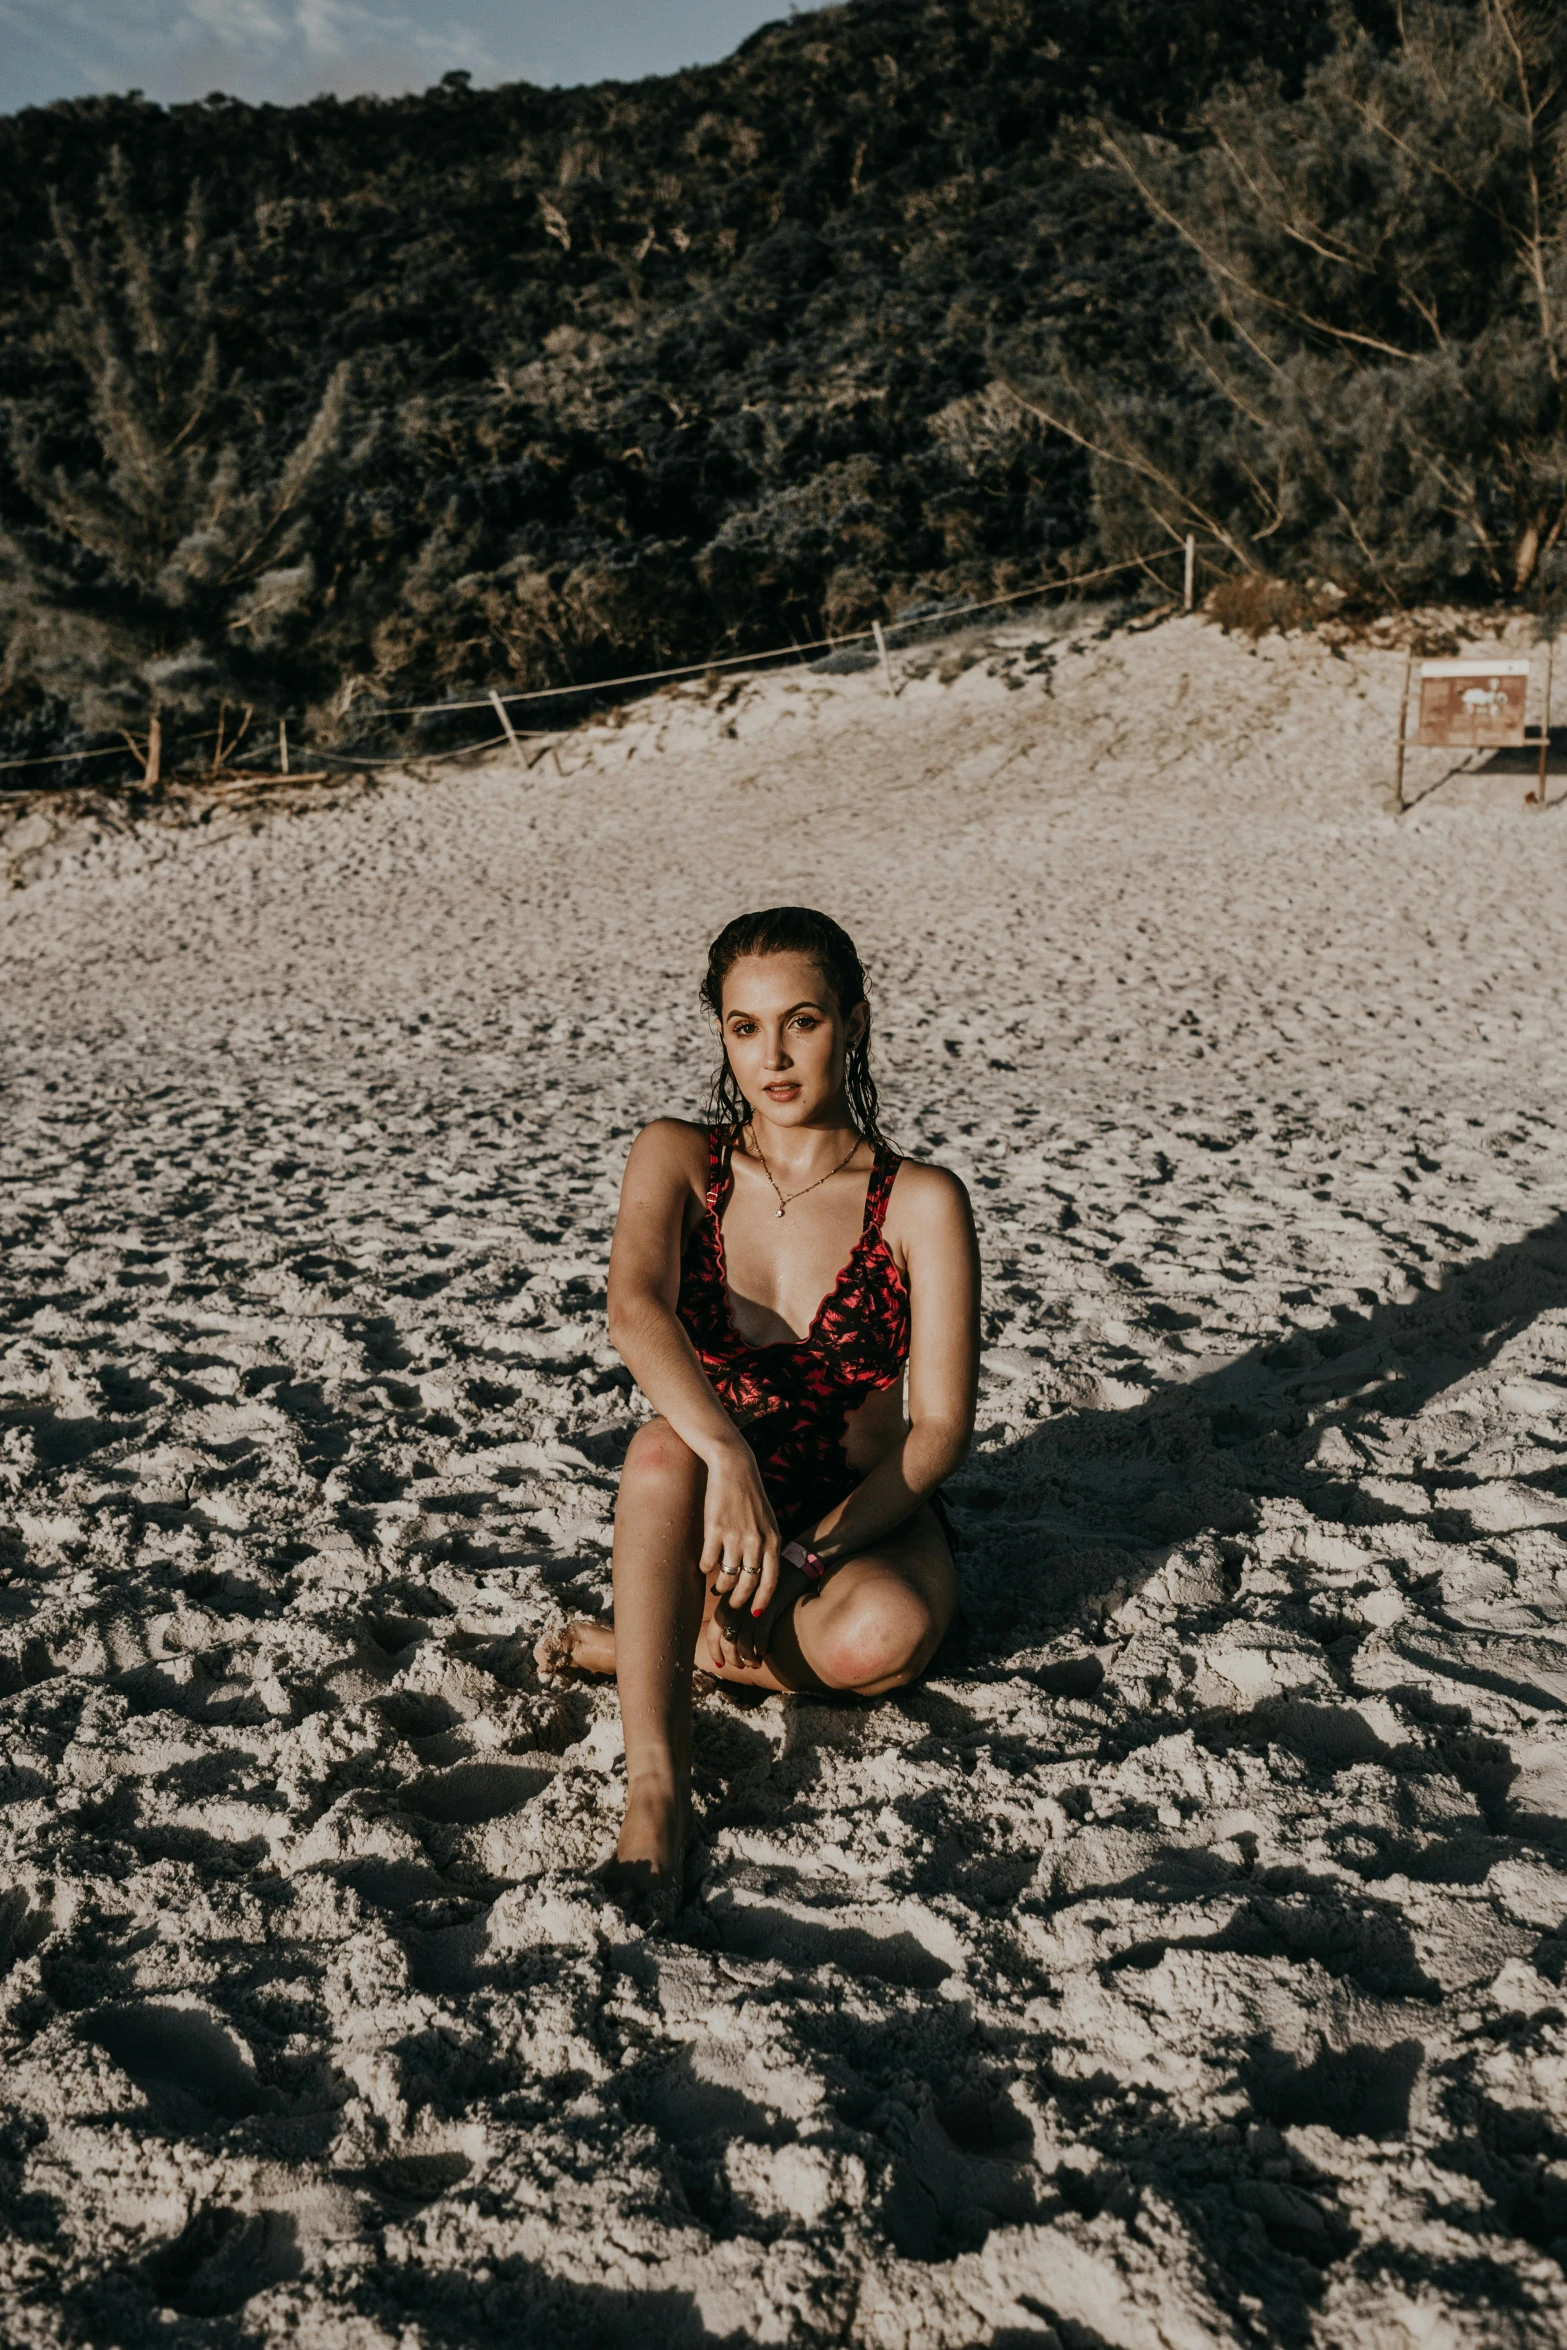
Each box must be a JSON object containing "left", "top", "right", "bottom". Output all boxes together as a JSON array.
[
  {"left": 812, "top": 1583, "right": 938, "bottom": 1693},
  {"left": 621, "top": 1419, "right": 703, "bottom": 1496}
]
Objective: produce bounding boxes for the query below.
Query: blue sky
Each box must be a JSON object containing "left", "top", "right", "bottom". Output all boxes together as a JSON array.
[{"left": 0, "top": 2, "right": 803, "bottom": 114}]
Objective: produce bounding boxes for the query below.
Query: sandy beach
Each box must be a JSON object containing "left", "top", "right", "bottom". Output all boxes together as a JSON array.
[{"left": 5, "top": 608, "right": 1567, "bottom": 2347}]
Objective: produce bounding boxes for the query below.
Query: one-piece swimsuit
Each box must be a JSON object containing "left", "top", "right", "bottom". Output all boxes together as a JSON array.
[{"left": 675, "top": 1126, "right": 910, "bottom": 1537}]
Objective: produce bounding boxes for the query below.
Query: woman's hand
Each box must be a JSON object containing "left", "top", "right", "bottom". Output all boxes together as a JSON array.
[
  {"left": 698, "top": 1443, "right": 781, "bottom": 1624},
  {"left": 707, "top": 1558, "right": 812, "bottom": 1674}
]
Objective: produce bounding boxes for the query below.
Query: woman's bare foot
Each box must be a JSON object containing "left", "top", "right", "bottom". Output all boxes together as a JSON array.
[
  {"left": 534, "top": 1616, "right": 617, "bottom": 1677},
  {"left": 617, "top": 1775, "right": 689, "bottom": 1874},
  {"left": 599, "top": 1774, "right": 691, "bottom": 1923}
]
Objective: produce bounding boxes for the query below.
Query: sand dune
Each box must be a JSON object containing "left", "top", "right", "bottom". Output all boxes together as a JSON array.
[{"left": 4, "top": 612, "right": 1567, "bottom": 2346}]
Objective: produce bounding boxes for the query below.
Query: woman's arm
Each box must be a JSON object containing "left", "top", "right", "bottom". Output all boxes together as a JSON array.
[
  {"left": 803, "top": 1163, "right": 980, "bottom": 1567},
  {"left": 606, "top": 1122, "right": 782, "bottom": 1597}
]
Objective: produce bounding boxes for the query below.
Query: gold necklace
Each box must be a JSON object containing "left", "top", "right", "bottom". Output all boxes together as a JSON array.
[{"left": 747, "top": 1126, "right": 863, "bottom": 1217}]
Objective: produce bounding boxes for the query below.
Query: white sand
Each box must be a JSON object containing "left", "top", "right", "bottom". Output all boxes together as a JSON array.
[{"left": 4, "top": 612, "right": 1567, "bottom": 2347}]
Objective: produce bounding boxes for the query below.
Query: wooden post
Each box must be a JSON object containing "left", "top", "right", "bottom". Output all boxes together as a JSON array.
[
  {"left": 1393, "top": 653, "right": 1412, "bottom": 811},
  {"left": 1533, "top": 642, "right": 1554, "bottom": 807},
  {"left": 871, "top": 618, "right": 894, "bottom": 696},
  {"left": 279, "top": 717, "right": 290, "bottom": 777},
  {"left": 144, "top": 714, "right": 162, "bottom": 790},
  {"left": 1183, "top": 534, "right": 1195, "bottom": 611},
  {"left": 489, "top": 687, "right": 528, "bottom": 776}
]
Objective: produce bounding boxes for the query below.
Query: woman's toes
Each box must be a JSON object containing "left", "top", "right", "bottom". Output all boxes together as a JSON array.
[
  {"left": 534, "top": 1617, "right": 616, "bottom": 1677},
  {"left": 534, "top": 1621, "right": 575, "bottom": 1676}
]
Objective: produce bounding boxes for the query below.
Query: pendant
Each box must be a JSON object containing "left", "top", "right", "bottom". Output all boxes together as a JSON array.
[{"left": 776, "top": 1206, "right": 786, "bottom": 1218}]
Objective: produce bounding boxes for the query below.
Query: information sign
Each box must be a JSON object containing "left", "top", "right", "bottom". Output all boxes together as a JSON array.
[{"left": 1416, "top": 660, "right": 1530, "bottom": 748}]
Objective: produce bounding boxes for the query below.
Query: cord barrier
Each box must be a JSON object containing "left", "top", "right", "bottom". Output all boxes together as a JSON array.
[
  {"left": 374, "top": 547, "right": 1194, "bottom": 716},
  {"left": 0, "top": 540, "right": 1209, "bottom": 783}
]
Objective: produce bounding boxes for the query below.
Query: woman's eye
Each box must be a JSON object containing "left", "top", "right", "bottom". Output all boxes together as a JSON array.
[{"left": 792, "top": 1017, "right": 818, "bottom": 1032}]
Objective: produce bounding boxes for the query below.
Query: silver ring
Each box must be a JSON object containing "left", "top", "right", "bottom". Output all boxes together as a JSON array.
[{"left": 715, "top": 1565, "right": 738, "bottom": 1582}]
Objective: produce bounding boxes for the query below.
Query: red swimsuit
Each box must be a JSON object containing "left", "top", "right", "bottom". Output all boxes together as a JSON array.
[{"left": 676, "top": 1127, "right": 910, "bottom": 1535}]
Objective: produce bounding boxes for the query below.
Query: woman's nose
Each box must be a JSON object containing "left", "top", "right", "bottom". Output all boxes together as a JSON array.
[{"left": 764, "top": 1034, "right": 793, "bottom": 1069}]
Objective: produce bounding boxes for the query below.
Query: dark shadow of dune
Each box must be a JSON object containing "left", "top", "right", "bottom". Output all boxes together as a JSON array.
[
  {"left": 0, "top": 1402, "right": 134, "bottom": 1468},
  {"left": 349, "top": 2256, "right": 753, "bottom": 2348},
  {"left": 1244, "top": 2033, "right": 1425, "bottom": 2140},
  {"left": 946, "top": 1207, "right": 1567, "bottom": 1673},
  {"left": 911, "top": 1212, "right": 1567, "bottom": 2332},
  {"left": 1110, "top": 1880, "right": 1440, "bottom": 2000},
  {"left": 712, "top": 1898, "right": 952, "bottom": 1988},
  {"left": 364, "top": 2149, "right": 474, "bottom": 2209},
  {"left": 400, "top": 1760, "right": 553, "bottom": 1824},
  {"left": 146, "top": 2205, "right": 302, "bottom": 2316},
  {"left": 1431, "top": 2077, "right": 1567, "bottom": 2264},
  {"left": 0, "top": 1884, "right": 54, "bottom": 1976}
]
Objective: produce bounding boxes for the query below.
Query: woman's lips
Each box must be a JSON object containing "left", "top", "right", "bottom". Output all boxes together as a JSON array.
[{"left": 763, "top": 1083, "right": 801, "bottom": 1098}]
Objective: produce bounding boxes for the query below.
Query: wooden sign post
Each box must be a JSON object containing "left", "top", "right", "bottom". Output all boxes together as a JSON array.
[
  {"left": 1531, "top": 643, "right": 1555, "bottom": 806},
  {"left": 1395, "top": 656, "right": 1551, "bottom": 810}
]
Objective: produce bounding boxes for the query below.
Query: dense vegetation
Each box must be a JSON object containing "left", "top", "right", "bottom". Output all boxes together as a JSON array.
[
  {"left": 1016, "top": 1, "right": 1567, "bottom": 621},
  {"left": 0, "top": 0, "right": 1506, "bottom": 785}
]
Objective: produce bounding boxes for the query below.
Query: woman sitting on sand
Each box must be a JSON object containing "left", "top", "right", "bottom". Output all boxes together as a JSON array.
[{"left": 540, "top": 906, "right": 979, "bottom": 1903}]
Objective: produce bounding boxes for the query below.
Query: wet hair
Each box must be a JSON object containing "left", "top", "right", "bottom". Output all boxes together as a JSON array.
[{"left": 701, "top": 905, "right": 887, "bottom": 1145}]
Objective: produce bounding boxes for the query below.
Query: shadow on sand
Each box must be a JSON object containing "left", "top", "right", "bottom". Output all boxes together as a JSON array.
[
  {"left": 942, "top": 1206, "right": 1567, "bottom": 1667},
  {"left": 856, "top": 1209, "right": 1567, "bottom": 2337}
]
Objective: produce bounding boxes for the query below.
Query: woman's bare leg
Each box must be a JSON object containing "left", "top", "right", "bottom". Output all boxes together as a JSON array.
[
  {"left": 757, "top": 1503, "right": 957, "bottom": 1694},
  {"left": 542, "top": 1499, "right": 957, "bottom": 1705},
  {"left": 604, "top": 1420, "right": 707, "bottom": 1884}
]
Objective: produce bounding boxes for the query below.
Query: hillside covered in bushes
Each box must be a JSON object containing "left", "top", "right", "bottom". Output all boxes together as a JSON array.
[{"left": 6, "top": 0, "right": 1547, "bottom": 784}]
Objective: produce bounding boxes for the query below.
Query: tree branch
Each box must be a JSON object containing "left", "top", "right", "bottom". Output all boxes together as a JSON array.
[{"left": 1099, "top": 129, "right": 1428, "bottom": 364}]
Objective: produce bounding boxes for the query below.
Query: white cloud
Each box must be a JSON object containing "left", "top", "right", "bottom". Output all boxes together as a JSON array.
[
  {"left": 294, "top": 0, "right": 374, "bottom": 62},
  {"left": 185, "top": 0, "right": 288, "bottom": 43},
  {"left": 0, "top": 0, "right": 790, "bottom": 111},
  {"left": 289, "top": 1, "right": 493, "bottom": 74},
  {"left": 0, "top": 0, "right": 496, "bottom": 103}
]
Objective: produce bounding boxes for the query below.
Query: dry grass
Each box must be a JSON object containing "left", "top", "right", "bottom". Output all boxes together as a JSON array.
[{"left": 1204, "top": 572, "right": 1325, "bottom": 638}]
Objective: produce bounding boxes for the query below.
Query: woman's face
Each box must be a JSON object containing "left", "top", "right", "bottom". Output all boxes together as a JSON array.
[{"left": 720, "top": 951, "right": 866, "bottom": 1131}]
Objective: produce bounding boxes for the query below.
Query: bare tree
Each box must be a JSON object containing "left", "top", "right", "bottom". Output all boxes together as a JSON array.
[
  {"left": 0, "top": 151, "right": 355, "bottom": 765},
  {"left": 1005, "top": 1, "right": 1567, "bottom": 607}
]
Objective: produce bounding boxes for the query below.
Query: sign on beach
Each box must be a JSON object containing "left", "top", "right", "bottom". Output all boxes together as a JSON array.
[
  {"left": 1416, "top": 660, "right": 1530, "bottom": 748},
  {"left": 1394, "top": 653, "right": 1552, "bottom": 808}
]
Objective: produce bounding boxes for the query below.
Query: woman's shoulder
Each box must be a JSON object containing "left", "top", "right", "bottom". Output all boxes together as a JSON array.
[
  {"left": 888, "top": 1152, "right": 971, "bottom": 1206},
  {"left": 625, "top": 1118, "right": 715, "bottom": 1181},
  {"left": 886, "top": 1151, "right": 974, "bottom": 1233}
]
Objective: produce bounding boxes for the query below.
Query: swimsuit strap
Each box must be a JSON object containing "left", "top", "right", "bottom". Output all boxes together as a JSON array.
[{"left": 862, "top": 1144, "right": 900, "bottom": 1233}]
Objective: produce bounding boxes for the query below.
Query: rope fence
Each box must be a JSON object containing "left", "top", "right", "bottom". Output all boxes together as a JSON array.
[
  {"left": 370, "top": 545, "right": 1199, "bottom": 717},
  {"left": 0, "top": 538, "right": 1215, "bottom": 788}
]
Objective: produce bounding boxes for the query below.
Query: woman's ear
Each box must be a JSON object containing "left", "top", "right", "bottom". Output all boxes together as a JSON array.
[{"left": 846, "top": 1000, "right": 869, "bottom": 1048}]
